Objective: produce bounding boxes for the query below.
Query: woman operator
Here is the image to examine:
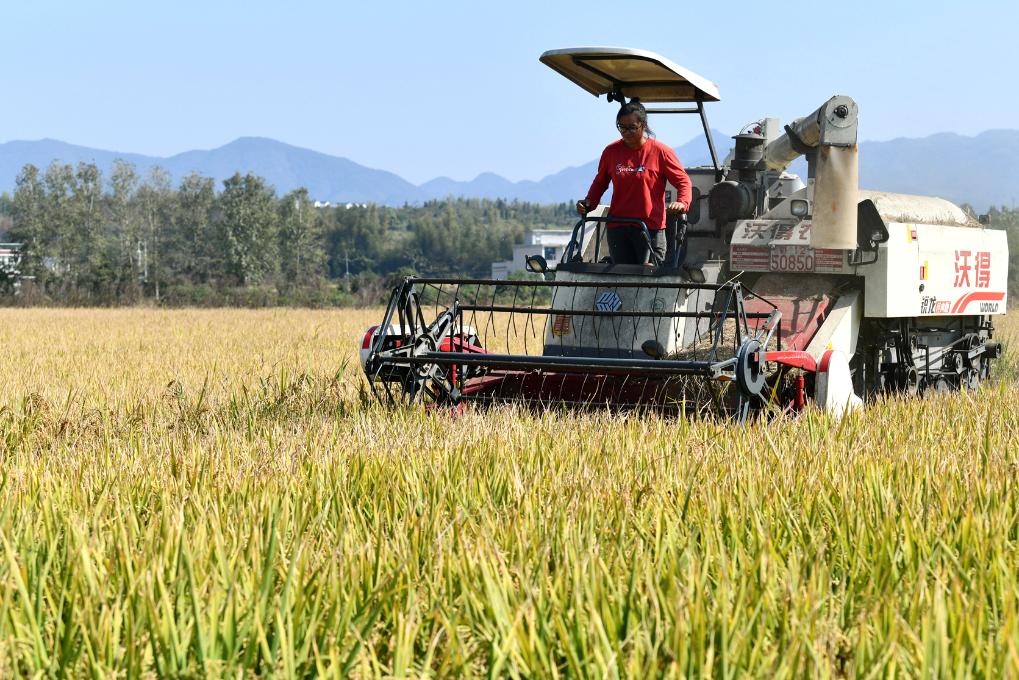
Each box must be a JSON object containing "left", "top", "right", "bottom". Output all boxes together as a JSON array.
[{"left": 576, "top": 99, "right": 691, "bottom": 265}]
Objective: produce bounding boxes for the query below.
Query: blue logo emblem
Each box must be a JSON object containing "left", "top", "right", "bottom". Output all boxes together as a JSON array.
[{"left": 595, "top": 290, "right": 622, "bottom": 312}]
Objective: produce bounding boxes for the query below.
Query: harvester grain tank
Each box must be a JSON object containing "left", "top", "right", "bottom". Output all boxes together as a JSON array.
[{"left": 360, "top": 47, "right": 1007, "bottom": 418}]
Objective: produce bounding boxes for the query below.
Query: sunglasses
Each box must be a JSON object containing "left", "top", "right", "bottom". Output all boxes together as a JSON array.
[{"left": 616, "top": 123, "right": 642, "bottom": 133}]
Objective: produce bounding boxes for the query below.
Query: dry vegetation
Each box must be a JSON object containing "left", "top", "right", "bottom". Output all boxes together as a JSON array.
[{"left": 0, "top": 308, "right": 1017, "bottom": 677}]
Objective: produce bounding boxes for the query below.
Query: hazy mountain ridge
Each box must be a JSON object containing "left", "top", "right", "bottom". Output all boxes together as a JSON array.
[
  {"left": 857, "top": 130, "right": 1019, "bottom": 211},
  {"left": 1, "top": 130, "right": 1016, "bottom": 210}
]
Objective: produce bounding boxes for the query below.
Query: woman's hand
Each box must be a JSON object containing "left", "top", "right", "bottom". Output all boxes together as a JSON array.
[
  {"left": 666, "top": 201, "right": 686, "bottom": 214},
  {"left": 576, "top": 199, "right": 590, "bottom": 216}
]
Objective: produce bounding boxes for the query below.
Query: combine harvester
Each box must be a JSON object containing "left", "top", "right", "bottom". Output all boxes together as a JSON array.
[{"left": 361, "top": 47, "right": 1008, "bottom": 420}]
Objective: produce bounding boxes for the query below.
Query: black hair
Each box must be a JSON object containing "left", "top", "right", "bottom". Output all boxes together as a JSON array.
[{"left": 616, "top": 98, "right": 654, "bottom": 137}]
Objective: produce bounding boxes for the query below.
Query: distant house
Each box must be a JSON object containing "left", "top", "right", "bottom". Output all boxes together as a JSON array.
[
  {"left": 0, "top": 243, "right": 22, "bottom": 276},
  {"left": 312, "top": 201, "right": 369, "bottom": 209},
  {"left": 490, "top": 229, "right": 575, "bottom": 279}
]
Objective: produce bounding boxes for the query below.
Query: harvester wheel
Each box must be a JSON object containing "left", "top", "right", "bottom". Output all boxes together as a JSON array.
[
  {"left": 731, "top": 338, "right": 769, "bottom": 424},
  {"left": 904, "top": 367, "right": 920, "bottom": 396},
  {"left": 735, "top": 338, "right": 767, "bottom": 400}
]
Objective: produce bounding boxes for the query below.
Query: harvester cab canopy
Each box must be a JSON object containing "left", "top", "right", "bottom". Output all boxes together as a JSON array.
[
  {"left": 540, "top": 46, "right": 722, "bottom": 174},
  {"left": 539, "top": 47, "right": 720, "bottom": 102}
]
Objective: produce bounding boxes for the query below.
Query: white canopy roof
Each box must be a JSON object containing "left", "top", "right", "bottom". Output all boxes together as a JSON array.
[{"left": 539, "top": 47, "right": 720, "bottom": 103}]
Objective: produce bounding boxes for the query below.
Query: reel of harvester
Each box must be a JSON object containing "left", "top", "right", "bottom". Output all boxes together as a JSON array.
[{"left": 360, "top": 275, "right": 793, "bottom": 422}]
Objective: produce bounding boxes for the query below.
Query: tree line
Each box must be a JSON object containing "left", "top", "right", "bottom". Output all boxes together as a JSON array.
[
  {"left": 1, "top": 159, "right": 1018, "bottom": 307},
  {"left": 0, "top": 160, "right": 574, "bottom": 306},
  {"left": 986, "top": 206, "right": 1019, "bottom": 302}
]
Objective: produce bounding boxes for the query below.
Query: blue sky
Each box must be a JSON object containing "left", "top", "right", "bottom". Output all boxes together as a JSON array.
[{"left": 2, "top": 0, "right": 1016, "bottom": 184}]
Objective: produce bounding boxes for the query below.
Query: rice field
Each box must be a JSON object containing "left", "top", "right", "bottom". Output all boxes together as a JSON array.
[{"left": 1, "top": 308, "right": 1018, "bottom": 677}]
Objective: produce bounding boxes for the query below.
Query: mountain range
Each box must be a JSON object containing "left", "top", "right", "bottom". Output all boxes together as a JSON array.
[{"left": 1, "top": 130, "right": 1016, "bottom": 211}]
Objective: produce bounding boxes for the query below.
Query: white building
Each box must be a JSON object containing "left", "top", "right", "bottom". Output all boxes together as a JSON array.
[
  {"left": 0, "top": 243, "right": 21, "bottom": 275},
  {"left": 490, "top": 229, "right": 575, "bottom": 279}
]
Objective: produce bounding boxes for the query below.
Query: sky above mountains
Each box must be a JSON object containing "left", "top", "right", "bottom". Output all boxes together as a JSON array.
[{"left": 2, "top": 0, "right": 1016, "bottom": 184}]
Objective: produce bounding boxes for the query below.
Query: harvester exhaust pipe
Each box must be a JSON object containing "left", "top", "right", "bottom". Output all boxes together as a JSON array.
[{"left": 764, "top": 96, "right": 859, "bottom": 250}]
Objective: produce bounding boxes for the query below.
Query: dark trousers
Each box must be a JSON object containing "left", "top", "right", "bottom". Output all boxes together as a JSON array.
[{"left": 607, "top": 226, "right": 667, "bottom": 265}]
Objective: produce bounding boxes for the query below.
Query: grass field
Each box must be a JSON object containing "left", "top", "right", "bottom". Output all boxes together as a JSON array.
[{"left": 1, "top": 308, "right": 1017, "bottom": 677}]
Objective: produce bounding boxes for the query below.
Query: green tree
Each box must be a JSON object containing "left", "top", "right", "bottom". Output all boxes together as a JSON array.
[
  {"left": 136, "top": 167, "right": 174, "bottom": 300},
  {"left": 42, "top": 162, "right": 77, "bottom": 292},
  {"left": 168, "top": 172, "right": 217, "bottom": 284},
  {"left": 324, "top": 205, "right": 385, "bottom": 277},
  {"left": 9, "top": 165, "right": 47, "bottom": 281},
  {"left": 215, "top": 173, "right": 279, "bottom": 286},
  {"left": 68, "top": 162, "right": 109, "bottom": 298},
  {"left": 278, "top": 188, "right": 325, "bottom": 288},
  {"left": 107, "top": 159, "right": 141, "bottom": 298},
  {"left": 987, "top": 207, "right": 1019, "bottom": 301}
]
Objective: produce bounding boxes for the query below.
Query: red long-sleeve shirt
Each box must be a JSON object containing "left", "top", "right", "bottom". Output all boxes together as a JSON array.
[{"left": 585, "top": 138, "right": 692, "bottom": 231}]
